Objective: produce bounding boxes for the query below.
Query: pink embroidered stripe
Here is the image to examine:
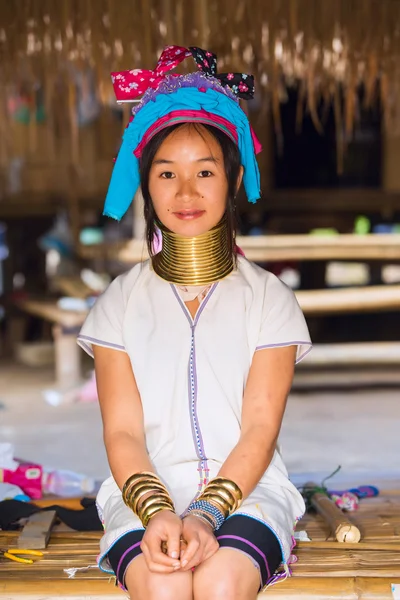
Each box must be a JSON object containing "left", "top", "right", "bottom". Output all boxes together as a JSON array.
[{"left": 134, "top": 109, "right": 239, "bottom": 157}]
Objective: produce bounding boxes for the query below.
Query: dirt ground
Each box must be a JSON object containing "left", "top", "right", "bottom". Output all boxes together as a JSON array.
[{"left": 0, "top": 360, "right": 399, "bottom": 489}]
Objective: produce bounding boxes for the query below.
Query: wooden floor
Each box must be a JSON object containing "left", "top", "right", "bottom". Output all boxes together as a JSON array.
[{"left": 0, "top": 491, "right": 399, "bottom": 599}]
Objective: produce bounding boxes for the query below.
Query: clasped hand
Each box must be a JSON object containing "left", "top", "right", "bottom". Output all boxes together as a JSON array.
[{"left": 140, "top": 511, "right": 219, "bottom": 573}]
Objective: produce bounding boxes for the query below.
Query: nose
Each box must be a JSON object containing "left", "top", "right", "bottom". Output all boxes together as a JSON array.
[{"left": 176, "top": 177, "right": 200, "bottom": 203}]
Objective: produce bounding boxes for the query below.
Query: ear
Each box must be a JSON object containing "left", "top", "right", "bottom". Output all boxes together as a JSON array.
[{"left": 235, "top": 166, "right": 244, "bottom": 195}]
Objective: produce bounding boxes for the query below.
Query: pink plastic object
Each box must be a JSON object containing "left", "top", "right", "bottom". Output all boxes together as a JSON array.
[{"left": 1, "top": 463, "right": 43, "bottom": 499}]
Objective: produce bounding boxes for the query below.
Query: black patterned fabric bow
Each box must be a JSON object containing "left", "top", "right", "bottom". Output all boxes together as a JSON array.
[{"left": 189, "top": 46, "right": 255, "bottom": 100}]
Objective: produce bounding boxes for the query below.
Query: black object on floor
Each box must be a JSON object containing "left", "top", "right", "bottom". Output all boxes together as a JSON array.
[{"left": 0, "top": 498, "right": 102, "bottom": 531}]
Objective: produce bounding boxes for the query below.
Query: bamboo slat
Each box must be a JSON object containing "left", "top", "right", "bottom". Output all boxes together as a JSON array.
[
  {"left": 1, "top": 577, "right": 399, "bottom": 599},
  {"left": 0, "top": 492, "right": 399, "bottom": 599}
]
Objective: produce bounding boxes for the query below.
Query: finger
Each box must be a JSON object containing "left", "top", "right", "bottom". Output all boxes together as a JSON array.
[
  {"left": 202, "top": 543, "right": 219, "bottom": 563},
  {"left": 165, "top": 531, "right": 183, "bottom": 560},
  {"left": 180, "top": 546, "right": 203, "bottom": 571},
  {"left": 141, "top": 539, "right": 180, "bottom": 569},
  {"left": 141, "top": 543, "right": 179, "bottom": 574},
  {"left": 180, "top": 538, "right": 200, "bottom": 568},
  {"left": 181, "top": 537, "right": 219, "bottom": 571}
]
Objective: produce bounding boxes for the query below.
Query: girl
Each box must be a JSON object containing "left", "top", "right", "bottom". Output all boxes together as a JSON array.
[{"left": 78, "top": 45, "right": 311, "bottom": 600}]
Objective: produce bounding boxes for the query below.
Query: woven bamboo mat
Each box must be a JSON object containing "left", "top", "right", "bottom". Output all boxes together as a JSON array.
[{"left": 0, "top": 491, "right": 399, "bottom": 599}]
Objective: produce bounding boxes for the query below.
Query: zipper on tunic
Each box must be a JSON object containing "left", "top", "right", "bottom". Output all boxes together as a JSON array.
[
  {"left": 189, "top": 323, "right": 210, "bottom": 492},
  {"left": 170, "top": 283, "right": 218, "bottom": 501}
]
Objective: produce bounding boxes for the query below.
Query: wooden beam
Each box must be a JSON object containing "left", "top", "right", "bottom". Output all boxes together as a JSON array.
[
  {"left": 16, "top": 300, "right": 87, "bottom": 329},
  {"left": 17, "top": 285, "right": 400, "bottom": 325},
  {"left": 296, "top": 284, "right": 400, "bottom": 315},
  {"left": 261, "top": 188, "right": 400, "bottom": 213},
  {"left": 17, "top": 511, "right": 57, "bottom": 550},
  {"left": 293, "top": 368, "right": 400, "bottom": 388},
  {"left": 78, "top": 234, "right": 400, "bottom": 262},
  {"left": 297, "top": 342, "right": 400, "bottom": 366}
]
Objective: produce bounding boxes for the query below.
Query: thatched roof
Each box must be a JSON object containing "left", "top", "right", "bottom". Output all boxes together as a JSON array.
[
  {"left": 2, "top": 1, "right": 400, "bottom": 113},
  {"left": 1, "top": 0, "right": 400, "bottom": 210}
]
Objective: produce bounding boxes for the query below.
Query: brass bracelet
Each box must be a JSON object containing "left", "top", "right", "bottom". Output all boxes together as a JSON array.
[
  {"left": 130, "top": 484, "right": 165, "bottom": 514},
  {"left": 210, "top": 477, "right": 243, "bottom": 507},
  {"left": 198, "top": 477, "right": 243, "bottom": 518},
  {"left": 129, "top": 482, "right": 168, "bottom": 513},
  {"left": 122, "top": 472, "right": 175, "bottom": 527},
  {"left": 204, "top": 484, "right": 237, "bottom": 509},
  {"left": 200, "top": 493, "right": 231, "bottom": 517},
  {"left": 141, "top": 502, "right": 175, "bottom": 528},
  {"left": 122, "top": 472, "right": 161, "bottom": 505},
  {"left": 137, "top": 493, "right": 174, "bottom": 518}
]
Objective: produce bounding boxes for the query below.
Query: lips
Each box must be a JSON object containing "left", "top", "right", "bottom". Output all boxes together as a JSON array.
[{"left": 173, "top": 209, "right": 205, "bottom": 220}]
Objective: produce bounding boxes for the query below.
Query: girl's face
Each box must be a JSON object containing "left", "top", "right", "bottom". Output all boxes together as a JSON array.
[{"left": 149, "top": 125, "right": 238, "bottom": 237}]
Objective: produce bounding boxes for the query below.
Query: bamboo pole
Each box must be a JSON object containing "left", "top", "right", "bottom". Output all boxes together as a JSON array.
[{"left": 304, "top": 483, "right": 361, "bottom": 543}]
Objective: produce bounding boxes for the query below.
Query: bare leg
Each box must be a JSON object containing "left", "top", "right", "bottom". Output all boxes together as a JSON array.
[
  {"left": 193, "top": 548, "right": 260, "bottom": 600},
  {"left": 125, "top": 554, "right": 193, "bottom": 600}
]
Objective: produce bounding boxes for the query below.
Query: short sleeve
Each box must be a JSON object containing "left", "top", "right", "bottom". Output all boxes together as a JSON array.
[
  {"left": 255, "top": 274, "right": 312, "bottom": 364},
  {"left": 77, "top": 275, "right": 126, "bottom": 358}
]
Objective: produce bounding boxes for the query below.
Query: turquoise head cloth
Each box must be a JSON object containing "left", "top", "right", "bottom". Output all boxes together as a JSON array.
[
  {"left": 104, "top": 86, "right": 261, "bottom": 220},
  {"left": 103, "top": 44, "right": 262, "bottom": 221}
]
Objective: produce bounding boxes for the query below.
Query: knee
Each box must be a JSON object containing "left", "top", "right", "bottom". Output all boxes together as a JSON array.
[
  {"left": 146, "top": 576, "right": 192, "bottom": 600},
  {"left": 125, "top": 561, "right": 192, "bottom": 600},
  {"left": 194, "top": 568, "right": 239, "bottom": 600}
]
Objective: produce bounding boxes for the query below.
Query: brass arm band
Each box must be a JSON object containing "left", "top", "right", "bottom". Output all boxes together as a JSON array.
[
  {"left": 128, "top": 481, "right": 168, "bottom": 512},
  {"left": 201, "top": 493, "right": 231, "bottom": 518},
  {"left": 122, "top": 472, "right": 175, "bottom": 527},
  {"left": 141, "top": 502, "right": 175, "bottom": 528},
  {"left": 204, "top": 484, "right": 238, "bottom": 510},
  {"left": 122, "top": 472, "right": 162, "bottom": 504},
  {"left": 137, "top": 493, "right": 174, "bottom": 517},
  {"left": 129, "top": 483, "right": 168, "bottom": 513},
  {"left": 211, "top": 477, "right": 243, "bottom": 503},
  {"left": 197, "top": 477, "right": 243, "bottom": 518},
  {"left": 123, "top": 477, "right": 166, "bottom": 505}
]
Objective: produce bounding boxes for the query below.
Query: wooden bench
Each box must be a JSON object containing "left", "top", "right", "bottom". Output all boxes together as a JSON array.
[
  {"left": 15, "top": 300, "right": 400, "bottom": 386},
  {"left": 78, "top": 233, "right": 400, "bottom": 263},
  {"left": 1, "top": 490, "right": 399, "bottom": 599},
  {"left": 16, "top": 299, "right": 88, "bottom": 389}
]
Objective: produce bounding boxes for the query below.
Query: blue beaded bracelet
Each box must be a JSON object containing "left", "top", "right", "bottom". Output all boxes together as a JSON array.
[{"left": 187, "top": 499, "right": 225, "bottom": 530}]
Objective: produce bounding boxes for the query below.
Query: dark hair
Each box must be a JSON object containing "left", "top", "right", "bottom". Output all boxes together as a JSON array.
[{"left": 139, "top": 122, "right": 242, "bottom": 258}]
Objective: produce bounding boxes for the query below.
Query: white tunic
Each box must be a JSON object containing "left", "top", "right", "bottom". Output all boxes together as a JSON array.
[{"left": 78, "top": 255, "right": 312, "bottom": 572}]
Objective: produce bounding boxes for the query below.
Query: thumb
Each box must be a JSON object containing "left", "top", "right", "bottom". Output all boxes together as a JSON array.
[{"left": 166, "top": 529, "right": 182, "bottom": 560}]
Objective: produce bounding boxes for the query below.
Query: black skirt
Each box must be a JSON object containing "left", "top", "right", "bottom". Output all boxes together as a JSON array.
[{"left": 108, "top": 514, "right": 283, "bottom": 590}]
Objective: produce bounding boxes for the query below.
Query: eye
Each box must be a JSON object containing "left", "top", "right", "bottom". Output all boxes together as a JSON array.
[
  {"left": 198, "top": 170, "right": 213, "bottom": 177},
  {"left": 160, "top": 171, "right": 175, "bottom": 179}
]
